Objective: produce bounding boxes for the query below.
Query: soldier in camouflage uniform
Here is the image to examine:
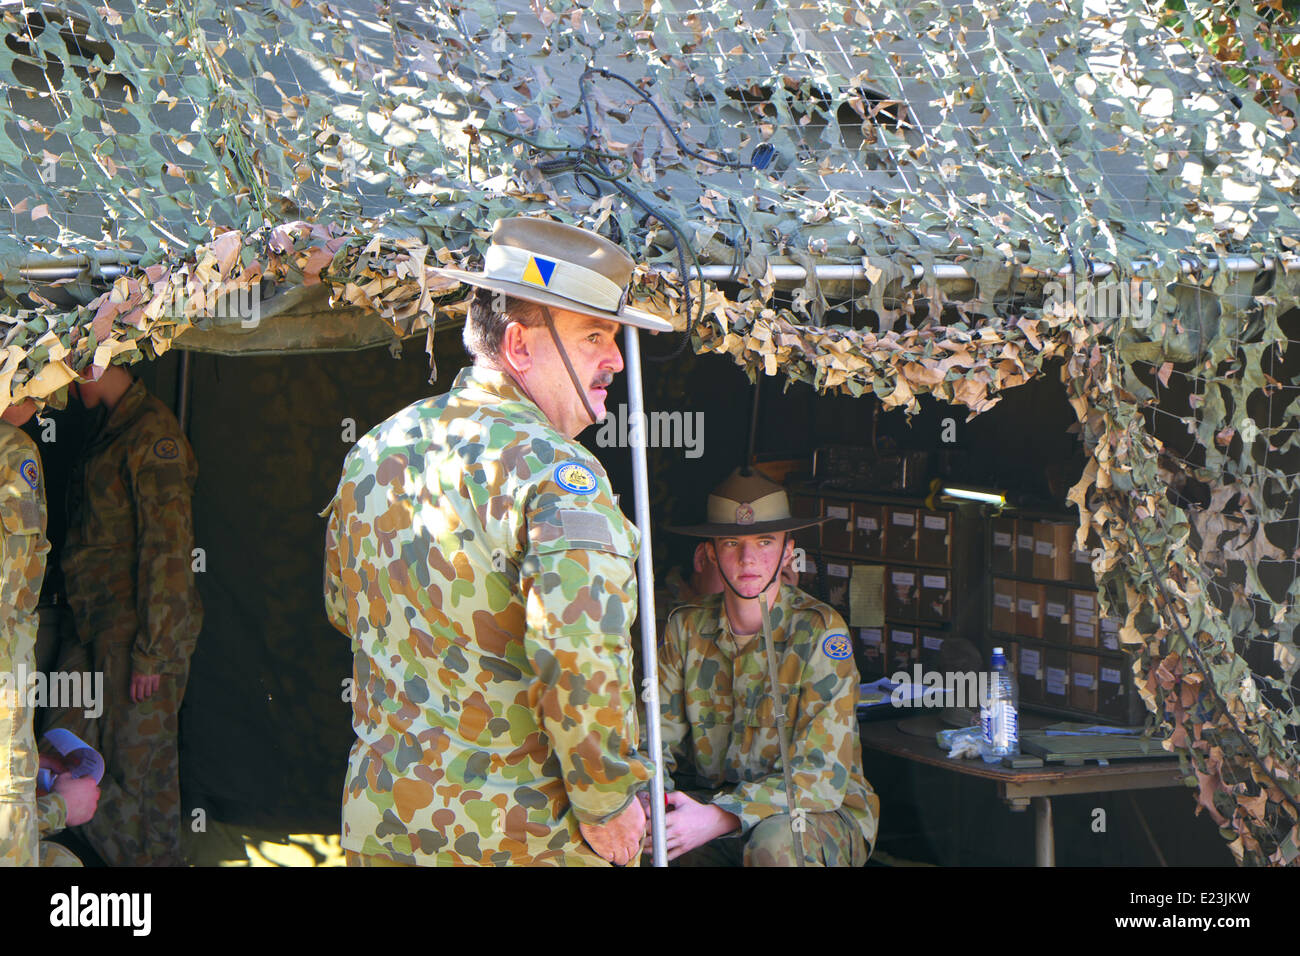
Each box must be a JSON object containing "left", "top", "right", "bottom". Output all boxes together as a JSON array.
[
  {"left": 324, "top": 217, "right": 673, "bottom": 865},
  {"left": 1, "top": 400, "right": 98, "bottom": 867},
  {"left": 47, "top": 365, "right": 202, "bottom": 866},
  {"left": 656, "top": 469, "right": 879, "bottom": 866}
]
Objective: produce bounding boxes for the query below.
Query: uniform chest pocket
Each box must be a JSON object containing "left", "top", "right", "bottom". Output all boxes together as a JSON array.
[{"left": 80, "top": 469, "right": 134, "bottom": 545}]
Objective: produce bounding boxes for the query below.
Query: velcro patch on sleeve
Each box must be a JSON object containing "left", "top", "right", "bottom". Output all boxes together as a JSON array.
[{"left": 558, "top": 508, "right": 615, "bottom": 550}]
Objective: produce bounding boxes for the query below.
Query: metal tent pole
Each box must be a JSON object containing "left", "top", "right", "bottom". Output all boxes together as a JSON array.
[{"left": 623, "top": 323, "right": 667, "bottom": 868}]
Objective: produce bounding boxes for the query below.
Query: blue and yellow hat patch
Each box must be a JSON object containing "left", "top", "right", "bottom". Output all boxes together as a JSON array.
[
  {"left": 521, "top": 255, "right": 557, "bottom": 288},
  {"left": 554, "top": 461, "right": 597, "bottom": 495},
  {"left": 20, "top": 458, "right": 38, "bottom": 490},
  {"left": 822, "top": 633, "right": 852, "bottom": 661}
]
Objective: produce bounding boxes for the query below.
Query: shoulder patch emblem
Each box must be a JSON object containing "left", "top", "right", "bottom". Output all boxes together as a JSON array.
[
  {"left": 822, "top": 633, "right": 852, "bottom": 661},
  {"left": 554, "top": 461, "right": 597, "bottom": 495},
  {"left": 20, "top": 458, "right": 38, "bottom": 490},
  {"left": 153, "top": 438, "right": 180, "bottom": 460}
]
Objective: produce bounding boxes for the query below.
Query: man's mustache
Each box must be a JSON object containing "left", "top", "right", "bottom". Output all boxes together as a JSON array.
[{"left": 590, "top": 371, "right": 614, "bottom": 389}]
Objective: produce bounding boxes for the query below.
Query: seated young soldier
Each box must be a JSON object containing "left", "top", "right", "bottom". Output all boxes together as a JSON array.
[{"left": 649, "top": 468, "right": 879, "bottom": 866}]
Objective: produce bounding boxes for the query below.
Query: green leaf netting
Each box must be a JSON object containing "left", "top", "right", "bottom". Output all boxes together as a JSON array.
[{"left": 0, "top": 0, "right": 1297, "bottom": 862}]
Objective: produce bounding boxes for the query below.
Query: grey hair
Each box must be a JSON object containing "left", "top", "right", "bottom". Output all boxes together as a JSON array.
[{"left": 463, "top": 287, "right": 547, "bottom": 364}]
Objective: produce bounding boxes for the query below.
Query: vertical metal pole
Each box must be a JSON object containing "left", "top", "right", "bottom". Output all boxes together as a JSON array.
[
  {"left": 623, "top": 325, "right": 667, "bottom": 867},
  {"left": 175, "top": 350, "right": 193, "bottom": 435}
]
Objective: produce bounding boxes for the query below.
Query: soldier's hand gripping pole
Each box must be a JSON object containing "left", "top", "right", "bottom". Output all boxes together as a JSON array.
[
  {"left": 759, "top": 595, "right": 806, "bottom": 867},
  {"left": 623, "top": 324, "right": 668, "bottom": 867}
]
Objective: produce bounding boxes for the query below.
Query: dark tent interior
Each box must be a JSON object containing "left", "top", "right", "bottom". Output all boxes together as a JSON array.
[{"left": 27, "top": 317, "right": 1235, "bottom": 865}]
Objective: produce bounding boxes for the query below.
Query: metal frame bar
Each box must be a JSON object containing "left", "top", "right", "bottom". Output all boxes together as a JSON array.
[{"left": 623, "top": 324, "right": 667, "bottom": 868}]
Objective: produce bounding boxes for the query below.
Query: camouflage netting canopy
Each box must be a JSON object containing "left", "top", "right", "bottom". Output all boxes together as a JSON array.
[{"left": 4, "top": 0, "right": 1300, "bottom": 862}]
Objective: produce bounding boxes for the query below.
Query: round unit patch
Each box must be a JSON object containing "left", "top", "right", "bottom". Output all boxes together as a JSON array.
[
  {"left": 822, "top": 633, "right": 852, "bottom": 661},
  {"left": 153, "top": 438, "right": 180, "bottom": 460},
  {"left": 20, "top": 459, "right": 38, "bottom": 490},
  {"left": 554, "top": 461, "right": 597, "bottom": 495}
]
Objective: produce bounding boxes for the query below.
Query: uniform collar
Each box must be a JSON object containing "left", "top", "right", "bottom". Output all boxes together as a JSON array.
[
  {"left": 97, "top": 379, "right": 149, "bottom": 442},
  {"left": 454, "top": 364, "right": 549, "bottom": 427},
  {"left": 704, "top": 585, "right": 794, "bottom": 658}
]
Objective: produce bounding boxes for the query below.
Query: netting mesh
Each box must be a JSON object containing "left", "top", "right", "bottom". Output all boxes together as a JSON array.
[{"left": 0, "top": 0, "right": 1298, "bottom": 862}]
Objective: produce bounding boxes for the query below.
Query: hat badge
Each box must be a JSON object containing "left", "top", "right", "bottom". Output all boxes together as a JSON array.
[{"left": 735, "top": 502, "right": 755, "bottom": 525}]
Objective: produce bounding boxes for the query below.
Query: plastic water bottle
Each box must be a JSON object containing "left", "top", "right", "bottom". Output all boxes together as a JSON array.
[{"left": 980, "top": 646, "right": 1019, "bottom": 763}]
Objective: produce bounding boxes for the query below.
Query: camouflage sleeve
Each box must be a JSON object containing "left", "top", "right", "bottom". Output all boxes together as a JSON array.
[
  {"left": 321, "top": 489, "right": 351, "bottom": 638},
  {"left": 36, "top": 791, "right": 66, "bottom": 836},
  {"left": 709, "top": 619, "right": 861, "bottom": 834},
  {"left": 128, "top": 441, "right": 201, "bottom": 676},
  {"left": 520, "top": 472, "right": 655, "bottom": 825},
  {"left": 656, "top": 610, "right": 690, "bottom": 792}
]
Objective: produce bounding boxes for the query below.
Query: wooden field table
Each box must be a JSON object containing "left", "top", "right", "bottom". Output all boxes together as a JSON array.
[{"left": 857, "top": 713, "right": 1183, "bottom": 866}]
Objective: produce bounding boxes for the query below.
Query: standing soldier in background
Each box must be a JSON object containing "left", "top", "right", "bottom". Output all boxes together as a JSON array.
[
  {"left": 1, "top": 398, "right": 99, "bottom": 867},
  {"left": 47, "top": 365, "right": 202, "bottom": 866},
  {"left": 324, "top": 217, "right": 672, "bottom": 865}
]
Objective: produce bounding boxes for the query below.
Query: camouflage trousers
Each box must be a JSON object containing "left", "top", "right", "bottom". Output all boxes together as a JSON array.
[
  {"left": 44, "top": 637, "right": 189, "bottom": 866},
  {"left": 670, "top": 797, "right": 868, "bottom": 868},
  {"left": 0, "top": 623, "right": 39, "bottom": 867}
]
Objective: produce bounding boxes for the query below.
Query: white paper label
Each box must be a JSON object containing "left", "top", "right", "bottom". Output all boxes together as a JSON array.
[
  {"left": 891, "top": 630, "right": 914, "bottom": 645},
  {"left": 1046, "top": 667, "right": 1068, "bottom": 695},
  {"left": 859, "top": 628, "right": 883, "bottom": 646},
  {"left": 892, "top": 511, "right": 915, "bottom": 527},
  {"left": 922, "top": 574, "right": 947, "bottom": 589},
  {"left": 1021, "top": 648, "right": 1041, "bottom": 674},
  {"left": 994, "top": 593, "right": 1014, "bottom": 610},
  {"left": 1018, "top": 534, "right": 1034, "bottom": 550},
  {"left": 1101, "top": 667, "right": 1122, "bottom": 684},
  {"left": 993, "top": 531, "right": 1012, "bottom": 548},
  {"left": 1074, "top": 609, "right": 1094, "bottom": 625},
  {"left": 891, "top": 571, "right": 915, "bottom": 587},
  {"left": 923, "top": 515, "right": 946, "bottom": 530},
  {"left": 803, "top": 559, "right": 819, "bottom": 576},
  {"left": 923, "top": 635, "right": 944, "bottom": 651},
  {"left": 1046, "top": 602, "right": 1067, "bottom": 619},
  {"left": 857, "top": 516, "right": 879, "bottom": 531},
  {"left": 1035, "top": 540, "right": 1054, "bottom": 556},
  {"left": 1073, "top": 672, "right": 1096, "bottom": 689},
  {"left": 1072, "top": 595, "right": 1096, "bottom": 612},
  {"left": 828, "top": 563, "right": 850, "bottom": 578},
  {"left": 1017, "top": 598, "right": 1040, "bottom": 618},
  {"left": 1074, "top": 619, "right": 1095, "bottom": 638},
  {"left": 1074, "top": 550, "right": 1091, "bottom": 565},
  {"left": 826, "top": 505, "right": 849, "bottom": 520}
]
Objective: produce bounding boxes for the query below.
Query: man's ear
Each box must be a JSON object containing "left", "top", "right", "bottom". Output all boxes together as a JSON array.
[
  {"left": 781, "top": 534, "right": 795, "bottom": 565},
  {"left": 693, "top": 541, "right": 709, "bottom": 572},
  {"left": 500, "top": 321, "right": 534, "bottom": 376}
]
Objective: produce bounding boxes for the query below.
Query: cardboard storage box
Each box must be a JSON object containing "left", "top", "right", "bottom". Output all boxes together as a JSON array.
[
  {"left": 918, "top": 571, "right": 951, "bottom": 622},
  {"left": 887, "top": 627, "right": 918, "bottom": 675},
  {"left": 855, "top": 626, "right": 886, "bottom": 682},
  {"left": 990, "top": 516, "right": 1016, "bottom": 574},
  {"left": 1042, "top": 585, "right": 1071, "bottom": 644},
  {"left": 992, "top": 578, "right": 1017, "bottom": 634},
  {"left": 886, "top": 567, "right": 918, "bottom": 621},
  {"left": 885, "top": 507, "right": 918, "bottom": 561},
  {"left": 1017, "top": 643, "right": 1044, "bottom": 704},
  {"left": 919, "top": 630, "right": 946, "bottom": 671},
  {"left": 1015, "top": 521, "right": 1037, "bottom": 577},
  {"left": 824, "top": 559, "right": 852, "bottom": 620},
  {"left": 854, "top": 503, "right": 886, "bottom": 558},
  {"left": 1044, "top": 649, "right": 1070, "bottom": 708},
  {"left": 1070, "top": 652, "right": 1100, "bottom": 713},
  {"left": 1016, "top": 582, "right": 1044, "bottom": 639},
  {"left": 790, "top": 493, "right": 821, "bottom": 554},
  {"left": 917, "top": 510, "right": 951, "bottom": 565},
  {"left": 1098, "top": 661, "right": 1131, "bottom": 723},
  {"left": 1072, "top": 525, "right": 1101, "bottom": 586},
  {"left": 1099, "top": 614, "right": 1121, "bottom": 652},
  {"left": 1033, "top": 522, "right": 1075, "bottom": 581},
  {"left": 821, "top": 498, "right": 854, "bottom": 553},
  {"left": 1071, "top": 591, "right": 1098, "bottom": 647}
]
